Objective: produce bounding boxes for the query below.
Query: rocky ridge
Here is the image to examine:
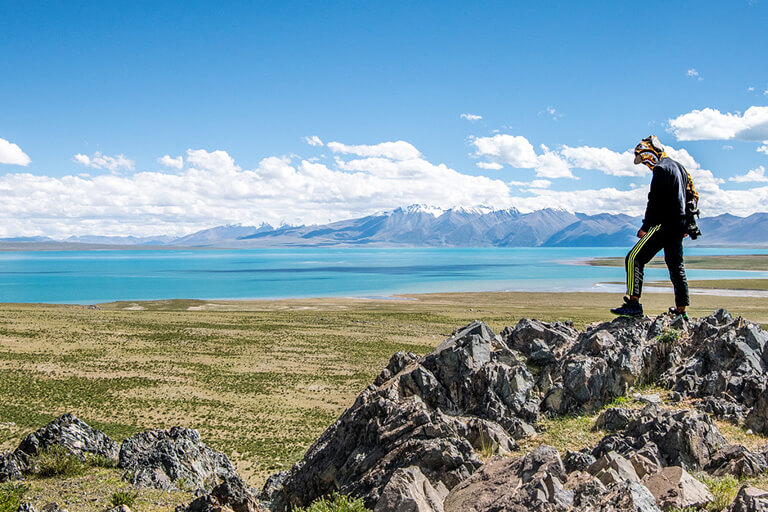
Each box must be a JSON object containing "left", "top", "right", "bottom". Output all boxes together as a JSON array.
[{"left": 267, "top": 309, "right": 768, "bottom": 512}]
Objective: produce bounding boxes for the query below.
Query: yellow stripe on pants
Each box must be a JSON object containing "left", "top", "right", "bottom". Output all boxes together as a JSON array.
[{"left": 626, "top": 225, "right": 661, "bottom": 296}]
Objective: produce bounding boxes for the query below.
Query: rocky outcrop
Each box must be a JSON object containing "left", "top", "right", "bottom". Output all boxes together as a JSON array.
[
  {"left": 175, "top": 477, "right": 261, "bottom": 512},
  {"left": 501, "top": 318, "right": 578, "bottom": 366},
  {"left": 269, "top": 321, "right": 539, "bottom": 511},
  {"left": 541, "top": 315, "right": 681, "bottom": 415},
  {"left": 118, "top": 427, "right": 242, "bottom": 492},
  {"left": 17, "top": 413, "right": 119, "bottom": 463},
  {"left": 592, "top": 406, "right": 726, "bottom": 471},
  {"left": 706, "top": 444, "right": 768, "bottom": 478},
  {"left": 661, "top": 309, "right": 768, "bottom": 433}
]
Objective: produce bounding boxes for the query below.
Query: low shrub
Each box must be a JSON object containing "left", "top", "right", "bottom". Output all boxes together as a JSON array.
[
  {"left": 698, "top": 473, "right": 739, "bottom": 512},
  {"left": 293, "top": 492, "right": 371, "bottom": 512},
  {"left": 34, "top": 445, "right": 86, "bottom": 478},
  {"left": 110, "top": 489, "right": 139, "bottom": 508}
]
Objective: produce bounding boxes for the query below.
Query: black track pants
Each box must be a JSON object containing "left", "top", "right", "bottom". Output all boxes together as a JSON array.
[{"left": 625, "top": 224, "right": 689, "bottom": 307}]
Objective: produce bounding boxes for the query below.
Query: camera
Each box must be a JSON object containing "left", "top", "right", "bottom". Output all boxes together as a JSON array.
[{"left": 685, "top": 199, "right": 702, "bottom": 240}]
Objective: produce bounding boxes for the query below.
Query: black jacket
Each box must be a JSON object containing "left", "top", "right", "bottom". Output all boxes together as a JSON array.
[{"left": 641, "top": 157, "right": 688, "bottom": 232}]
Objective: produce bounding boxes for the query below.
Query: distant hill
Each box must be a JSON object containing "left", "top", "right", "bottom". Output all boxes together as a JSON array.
[{"left": 4, "top": 205, "right": 768, "bottom": 249}]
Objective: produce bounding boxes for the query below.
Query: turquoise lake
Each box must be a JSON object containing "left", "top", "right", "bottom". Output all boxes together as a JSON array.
[{"left": 1, "top": 247, "right": 767, "bottom": 304}]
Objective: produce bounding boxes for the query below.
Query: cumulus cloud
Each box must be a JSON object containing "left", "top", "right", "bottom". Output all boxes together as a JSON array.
[
  {"left": 668, "top": 106, "right": 768, "bottom": 142},
  {"left": 460, "top": 113, "right": 483, "bottom": 121},
  {"left": 327, "top": 140, "right": 421, "bottom": 160},
  {"left": 471, "top": 135, "right": 643, "bottom": 178},
  {"left": 476, "top": 161, "right": 503, "bottom": 170},
  {"left": 73, "top": 152, "right": 134, "bottom": 172},
  {"left": 758, "top": 145, "right": 768, "bottom": 155},
  {"left": 729, "top": 165, "right": 768, "bottom": 183},
  {"left": 304, "top": 135, "right": 324, "bottom": 146},
  {"left": 158, "top": 155, "right": 184, "bottom": 169},
  {"left": 0, "top": 145, "right": 513, "bottom": 238},
  {"left": 686, "top": 68, "right": 703, "bottom": 81},
  {"left": 0, "top": 138, "right": 31, "bottom": 166}
]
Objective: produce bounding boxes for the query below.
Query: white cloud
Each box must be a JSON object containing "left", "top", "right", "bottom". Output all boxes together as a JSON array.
[
  {"left": 460, "top": 113, "right": 483, "bottom": 121},
  {"left": 0, "top": 143, "right": 514, "bottom": 238},
  {"left": 0, "top": 138, "right": 31, "bottom": 166},
  {"left": 748, "top": 86, "right": 755, "bottom": 92},
  {"left": 73, "top": 152, "right": 134, "bottom": 172},
  {"left": 304, "top": 135, "right": 324, "bottom": 147},
  {"left": 471, "top": 134, "right": 539, "bottom": 168},
  {"left": 686, "top": 68, "right": 702, "bottom": 81},
  {"left": 535, "top": 150, "right": 574, "bottom": 179},
  {"left": 327, "top": 140, "right": 421, "bottom": 160},
  {"left": 729, "top": 165, "right": 768, "bottom": 183},
  {"left": 543, "top": 106, "right": 562, "bottom": 120},
  {"left": 668, "top": 106, "right": 768, "bottom": 142},
  {"left": 559, "top": 145, "right": 644, "bottom": 177},
  {"left": 758, "top": 145, "right": 768, "bottom": 155},
  {"left": 476, "top": 161, "right": 503, "bottom": 170},
  {"left": 158, "top": 155, "right": 184, "bottom": 169},
  {"left": 529, "top": 180, "right": 551, "bottom": 189},
  {"left": 722, "top": 145, "right": 734, "bottom": 150}
]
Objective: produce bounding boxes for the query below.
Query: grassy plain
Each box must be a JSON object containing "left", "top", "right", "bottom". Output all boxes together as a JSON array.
[
  {"left": 589, "top": 254, "right": 768, "bottom": 271},
  {"left": 2, "top": 292, "right": 768, "bottom": 510}
]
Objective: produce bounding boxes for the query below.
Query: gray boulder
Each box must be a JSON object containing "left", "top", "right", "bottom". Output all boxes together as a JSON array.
[
  {"left": 695, "top": 396, "right": 748, "bottom": 424},
  {"left": 745, "top": 393, "right": 768, "bottom": 436},
  {"left": 17, "top": 504, "right": 38, "bottom": 512},
  {"left": 501, "top": 318, "right": 578, "bottom": 365},
  {"left": 0, "top": 450, "right": 29, "bottom": 482},
  {"left": 641, "top": 466, "right": 713, "bottom": 510},
  {"left": 443, "top": 445, "right": 573, "bottom": 512},
  {"left": 726, "top": 485, "right": 768, "bottom": 512},
  {"left": 175, "top": 476, "right": 261, "bottom": 512},
  {"left": 374, "top": 466, "right": 448, "bottom": 512},
  {"left": 592, "top": 481, "right": 662, "bottom": 512},
  {"left": 119, "top": 426, "right": 242, "bottom": 492},
  {"left": 17, "top": 413, "right": 119, "bottom": 463},
  {"left": 594, "top": 408, "right": 642, "bottom": 432},
  {"left": 563, "top": 450, "right": 596, "bottom": 473},
  {"left": 587, "top": 452, "right": 640, "bottom": 486},
  {"left": 270, "top": 321, "right": 539, "bottom": 511},
  {"left": 592, "top": 406, "right": 726, "bottom": 471}
]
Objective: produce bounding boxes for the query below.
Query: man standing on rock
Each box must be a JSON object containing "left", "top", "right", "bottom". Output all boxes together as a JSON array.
[{"left": 611, "top": 135, "right": 693, "bottom": 319}]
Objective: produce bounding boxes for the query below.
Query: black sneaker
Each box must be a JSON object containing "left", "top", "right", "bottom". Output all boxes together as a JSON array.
[
  {"left": 611, "top": 297, "right": 643, "bottom": 317},
  {"left": 668, "top": 307, "right": 689, "bottom": 320}
]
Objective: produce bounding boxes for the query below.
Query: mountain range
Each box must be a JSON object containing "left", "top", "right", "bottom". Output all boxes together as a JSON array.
[{"left": 3, "top": 204, "right": 767, "bottom": 248}]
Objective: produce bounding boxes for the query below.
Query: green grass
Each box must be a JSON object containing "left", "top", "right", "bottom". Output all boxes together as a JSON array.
[
  {"left": 588, "top": 254, "right": 768, "bottom": 271},
  {"left": 0, "top": 483, "right": 29, "bottom": 512},
  {"left": 698, "top": 474, "right": 739, "bottom": 512},
  {"left": 34, "top": 446, "right": 87, "bottom": 478},
  {"left": 109, "top": 489, "right": 139, "bottom": 508},
  {"left": 293, "top": 492, "right": 371, "bottom": 512}
]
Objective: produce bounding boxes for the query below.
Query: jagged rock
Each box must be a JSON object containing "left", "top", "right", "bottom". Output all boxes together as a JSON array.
[
  {"left": 40, "top": 504, "right": 67, "bottom": 512},
  {"left": 17, "top": 413, "right": 119, "bottom": 463},
  {"left": 661, "top": 311, "right": 768, "bottom": 418},
  {"left": 745, "top": 393, "right": 768, "bottom": 436},
  {"left": 175, "top": 477, "right": 261, "bottom": 512},
  {"left": 592, "top": 406, "right": 726, "bottom": 471},
  {"left": 594, "top": 408, "right": 641, "bottom": 432},
  {"left": 17, "top": 503, "right": 37, "bottom": 512},
  {"left": 628, "top": 453, "right": 659, "bottom": 479},
  {"left": 592, "top": 481, "right": 662, "bottom": 512},
  {"left": 726, "top": 485, "right": 768, "bottom": 512},
  {"left": 542, "top": 316, "right": 681, "bottom": 415},
  {"left": 119, "top": 427, "right": 242, "bottom": 492},
  {"left": 375, "top": 351, "right": 420, "bottom": 386},
  {"left": 270, "top": 321, "right": 539, "bottom": 511},
  {"left": 587, "top": 452, "right": 640, "bottom": 486},
  {"left": 374, "top": 466, "right": 448, "bottom": 512},
  {"left": 564, "top": 471, "right": 606, "bottom": 509},
  {"left": 501, "top": 318, "right": 578, "bottom": 365},
  {"left": 259, "top": 470, "right": 288, "bottom": 507},
  {"left": 0, "top": 450, "right": 29, "bottom": 482},
  {"left": 706, "top": 444, "right": 768, "bottom": 478},
  {"left": 642, "top": 466, "right": 713, "bottom": 510},
  {"left": 695, "top": 396, "right": 748, "bottom": 423},
  {"left": 443, "top": 445, "right": 573, "bottom": 512},
  {"left": 563, "top": 450, "right": 596, "bottom": 473}
]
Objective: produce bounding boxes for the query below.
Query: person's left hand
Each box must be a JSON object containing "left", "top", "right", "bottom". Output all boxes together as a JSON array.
[{"left": 637, "top": 229, "right": 647, "bottom": 238}]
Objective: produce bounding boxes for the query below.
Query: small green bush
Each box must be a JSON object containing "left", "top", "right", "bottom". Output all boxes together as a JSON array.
[
  {"left": 110, "top": 489, "right": 139, "bottom": 508},
  {"left": 0, "top": 483, "right": 29, "bottom": 512},
  {"left": 657, "top": 328, "right": 681, "bottom": 344},
  {"left": 293, "top": 492, "right": 371, "bottom": 512},
  {"left": 86, "top": 453, "right": 117, "bottom": 468},
  {"left": 698, "top": 473, "right": 739, "bottom": 512},
  {"left": 34, "top": 445, "right": 86, "bottom": 478}
]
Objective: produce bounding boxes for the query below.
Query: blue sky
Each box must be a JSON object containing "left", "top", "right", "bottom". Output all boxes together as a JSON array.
[{"left": 1, "top": 1, "right": 767, "bottom": 237}]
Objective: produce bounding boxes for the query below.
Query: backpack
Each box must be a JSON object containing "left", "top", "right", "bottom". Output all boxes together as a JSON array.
[{"left": 683, "top": 169, "right": 702, "bottom": 239}]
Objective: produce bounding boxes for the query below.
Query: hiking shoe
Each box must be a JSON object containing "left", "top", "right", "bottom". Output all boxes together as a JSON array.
[
  {"left": 611, "top": 297, "right": 643, "bottom": 317},
  {"left": 668, "top": 307, "right": 689, "bottom": 320}
]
